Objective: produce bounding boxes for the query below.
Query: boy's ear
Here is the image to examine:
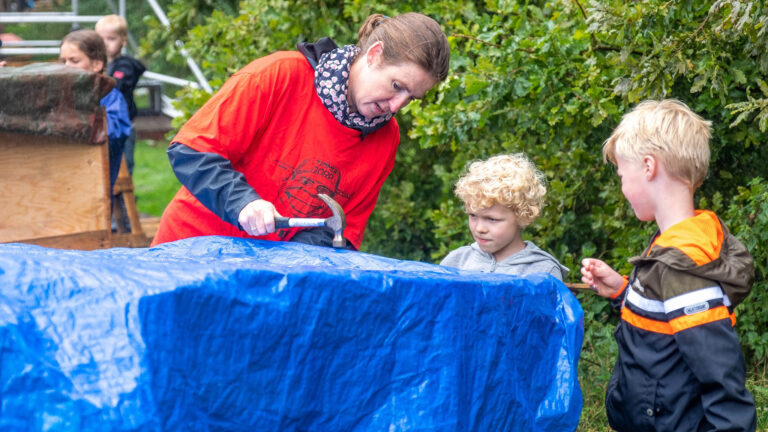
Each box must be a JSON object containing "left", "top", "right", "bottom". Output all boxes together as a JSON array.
[{"left": 642, "top": 155, "right": 657, "bottom": 180}]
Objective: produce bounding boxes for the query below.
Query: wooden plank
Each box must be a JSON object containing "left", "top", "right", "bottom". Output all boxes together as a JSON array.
[
  {"left": 111, "top": 232, "right": 151, "bottom": 248},
  {"left": 140, "top": 216, "right": 162, "bottom": 242},
  {"left": 565, "top": 282, "right": 594, "bottom": 290},
  {"left": 0, "top": 131, "right": 110, "bottom": 243},
  {"left": 16, "top": 230, "right": 111, "bottom": 250}
]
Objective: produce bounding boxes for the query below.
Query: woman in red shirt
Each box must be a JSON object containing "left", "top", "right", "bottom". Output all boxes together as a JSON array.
[{"left": 152, "top": 12, "right": 450, "bottom": 250}]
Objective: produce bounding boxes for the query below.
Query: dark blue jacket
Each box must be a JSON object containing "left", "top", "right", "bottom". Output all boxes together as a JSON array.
[{"left": 606, "top": 211, "right": 755, "bottom": 432}]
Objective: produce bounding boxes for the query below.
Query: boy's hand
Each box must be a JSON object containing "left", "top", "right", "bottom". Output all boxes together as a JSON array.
[{"left": 580, "top": 258, "right": 625, "bottom": 298}]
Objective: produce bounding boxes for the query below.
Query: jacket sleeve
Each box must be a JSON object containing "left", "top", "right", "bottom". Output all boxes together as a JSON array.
[
  {"left": 102, "top": 90, "right": 132, "bottom": 140},
  {"left": 109, "top": 57, "right": 145, "bottom": 94},
  {"left": 610, "top": 276, "right": 630, "bottom": 311},
  {"left": 666, "top": 271, "right": 756, "bottom": 430},
  {"left": 167, "top": 142, "right": 261, "bottom": 228}
]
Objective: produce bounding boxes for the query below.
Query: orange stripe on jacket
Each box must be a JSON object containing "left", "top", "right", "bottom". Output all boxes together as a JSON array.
[{"left": 621, "top": 306, "right": 735, "bottom": 335}]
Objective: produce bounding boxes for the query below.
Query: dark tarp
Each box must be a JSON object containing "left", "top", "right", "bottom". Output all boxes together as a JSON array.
[
  {"left": 0, "top": 236, "right": 583, "bottom": 431},
  {"left": 0, "top": 63, "right": 113, "bottom": 143}
]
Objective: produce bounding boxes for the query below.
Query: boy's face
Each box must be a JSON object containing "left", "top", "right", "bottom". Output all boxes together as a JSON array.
[
  {"left": 96, "top": 26, "right": 125, "bottom": 60},
  {"left": 616, "top": 154, "right": 654, "bottom": 221},
  {"left": 467, "top": 203, "right": 525, "bottom": 262}
]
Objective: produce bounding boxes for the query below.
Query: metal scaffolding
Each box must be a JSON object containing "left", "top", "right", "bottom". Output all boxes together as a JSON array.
[{"left": 0, "top": 0, "right": 212, "bottom": 105}]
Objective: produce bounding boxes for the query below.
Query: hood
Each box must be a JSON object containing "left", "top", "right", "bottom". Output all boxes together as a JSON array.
[
  {"left": 110, "top": 55, "right": 146, "bottom": 75},
  {"left": 297, "top": 37, "right": 339, "bottom": 70},
  {"left": 630, "top": 210, "right": 754, "bottom": 308},
  {"left": 470, "top": 241, "right": 570, "bottom": 279}
]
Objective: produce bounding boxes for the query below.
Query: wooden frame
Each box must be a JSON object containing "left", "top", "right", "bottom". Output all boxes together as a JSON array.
[
  {"left": 0, "top": 130, "right": 112, "bottom": 249},
  {"left": 0, "top": 132, "right": 149, "bottom": 249}
]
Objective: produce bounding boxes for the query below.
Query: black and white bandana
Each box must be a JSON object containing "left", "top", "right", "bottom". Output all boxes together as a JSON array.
[{"left": 314, "top": 44, "right": 393, "bottom": 136}]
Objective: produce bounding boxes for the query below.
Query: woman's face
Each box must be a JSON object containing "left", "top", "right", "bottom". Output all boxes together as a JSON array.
[
  {"left": 59, "top": 42, "right": 103, "bottom": 73},
  {"left": 348, "top": 42, "right": 437, "bottom": 120}
]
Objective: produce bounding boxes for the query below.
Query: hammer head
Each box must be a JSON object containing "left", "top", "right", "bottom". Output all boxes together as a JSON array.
[{"left": 317, "top": 193, "right": 347, "bottom": 248}]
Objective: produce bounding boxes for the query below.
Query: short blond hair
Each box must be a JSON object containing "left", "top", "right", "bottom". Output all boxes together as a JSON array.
[
  {"left": 454, "top": 153, "right": 547, "bottom": 227},
  {"left": 95, "top": 14, "right": 128, "bottom": 38},
  {"left": 603, "top": 99, "right": 712, "bottom": 188}
]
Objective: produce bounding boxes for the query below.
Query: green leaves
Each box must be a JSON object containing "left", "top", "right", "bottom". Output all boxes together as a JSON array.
[{"left": 143, "top": 4, "right": 768, "bottom": 417}]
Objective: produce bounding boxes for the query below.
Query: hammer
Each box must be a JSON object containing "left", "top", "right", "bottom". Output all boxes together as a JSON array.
[{"left": 274, "top": 193, "right": 347, "bottom": 248}]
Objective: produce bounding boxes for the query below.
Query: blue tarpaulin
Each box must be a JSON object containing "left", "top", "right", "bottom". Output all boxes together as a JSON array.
[{"left": 0, "top": 236, "right": 583, "bottom": 431}]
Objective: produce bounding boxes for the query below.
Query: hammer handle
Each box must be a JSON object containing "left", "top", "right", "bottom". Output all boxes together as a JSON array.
[{"left": 274, "top": 216, "right": 327, "bottom": 229}]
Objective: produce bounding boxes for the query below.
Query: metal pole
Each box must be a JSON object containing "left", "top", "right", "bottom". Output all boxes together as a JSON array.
[
  {"left": 0, "top": 14, "right": 102, "bottom": 23},
  {"left": 145, "top": 0, "right": 211, "bottom": 93},
  {"left": 71, "top": 0, "right": 80, "bottom": 31},
  {"left": 118, "top": 0, "right": 125, "bottom": 20},
  {"left": 143, "top": 70, "right": 200, "bottom": 88}
]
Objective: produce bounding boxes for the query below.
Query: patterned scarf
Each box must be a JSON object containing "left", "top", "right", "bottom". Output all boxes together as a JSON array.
[{"left": 314, "top": 44, "right": 393, "bottom": 136}]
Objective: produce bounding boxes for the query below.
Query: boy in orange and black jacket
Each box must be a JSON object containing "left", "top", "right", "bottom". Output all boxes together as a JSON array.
[{"left": 580, "top": 99, "right": 756, "bottom": 431}]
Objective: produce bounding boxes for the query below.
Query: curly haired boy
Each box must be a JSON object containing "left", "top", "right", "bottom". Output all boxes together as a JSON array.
[{"left": 440, "top": 153, "right": 568, "bottom": 281}]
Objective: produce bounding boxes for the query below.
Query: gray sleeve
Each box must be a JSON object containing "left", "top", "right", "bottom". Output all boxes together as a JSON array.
[
  {"left": 547, "top": 265, "right": 566, "bottom": 282},
  {"left": 439, "top": 249, "right": 463, "bottom": 267}
]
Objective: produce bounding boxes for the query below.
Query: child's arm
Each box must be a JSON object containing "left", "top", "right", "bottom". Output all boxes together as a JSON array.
[
  {"left": 580, "top": 258, "right": 626, "bottom": 298},
  {"left": 109, "top": 56, "right": 145, "bottom": 94}
]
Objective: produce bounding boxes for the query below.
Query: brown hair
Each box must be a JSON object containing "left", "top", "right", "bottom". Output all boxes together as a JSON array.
[
  {"left": 356, "top": 13, "right": 450, "bottom": 81},
  {"left": 61, "top": 29, "right": 107, "bottom": 73}
]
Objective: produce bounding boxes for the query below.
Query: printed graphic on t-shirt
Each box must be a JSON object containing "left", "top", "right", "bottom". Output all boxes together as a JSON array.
[{"left": 276, "top": 158, "right": 351, "bottom": 217}]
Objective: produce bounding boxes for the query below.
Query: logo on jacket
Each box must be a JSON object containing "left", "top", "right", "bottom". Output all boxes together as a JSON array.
[
  {"left": 684, "top": 302, "right": 710, "bottom": 315},
  {"left": 276, "top": 158, "right": 350, "bottom": 218},
  {"left": 632, "top": 278, "right": 645, "bottom": 293}
]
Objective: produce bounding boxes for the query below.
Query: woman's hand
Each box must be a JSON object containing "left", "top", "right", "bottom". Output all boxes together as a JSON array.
[
  {"left": 238, "top": 199, "right": 282, "bottom": 236},
  {"left": 580, "top": 258, "right": 625, "bottom": 298}
]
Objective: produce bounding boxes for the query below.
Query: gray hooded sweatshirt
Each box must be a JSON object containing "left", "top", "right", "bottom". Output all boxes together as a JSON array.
[{"left": 440, "top": 241, "right": 570, "bottom": 281}]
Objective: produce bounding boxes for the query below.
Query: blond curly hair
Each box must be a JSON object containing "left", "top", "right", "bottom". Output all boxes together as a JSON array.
[{"left": 454, "top": 153, "right": 547, "bottom": 227}]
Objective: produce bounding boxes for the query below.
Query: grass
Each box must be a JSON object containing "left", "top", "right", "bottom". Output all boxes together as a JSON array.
[{"left": 133, "top": 139, "right": 180, "bottom": 216}]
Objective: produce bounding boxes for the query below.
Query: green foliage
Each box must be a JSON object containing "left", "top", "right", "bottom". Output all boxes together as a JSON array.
[
  {"left": 142, "top": 0, "right": 768, "bottom": 426},
  {"left": 705, "top": 178, "right": 768, "bottom": 365}
]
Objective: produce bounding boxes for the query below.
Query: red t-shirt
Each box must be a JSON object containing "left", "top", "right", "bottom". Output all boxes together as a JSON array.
[{"left": 152, "top": 51, "right": 400, "bottom": 249}]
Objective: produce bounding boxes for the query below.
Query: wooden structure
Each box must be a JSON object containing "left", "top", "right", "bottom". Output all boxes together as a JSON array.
[{"left": 0, "top": 62, "right": 149, "bottom": 249}]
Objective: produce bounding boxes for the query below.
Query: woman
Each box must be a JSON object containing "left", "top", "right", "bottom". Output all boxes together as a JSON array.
[
  {"left": 151, "top": 12, "right": 450, "bottom": 249},
  {"left": 59, "top": 29, "right": 132, "bottom": 189}
]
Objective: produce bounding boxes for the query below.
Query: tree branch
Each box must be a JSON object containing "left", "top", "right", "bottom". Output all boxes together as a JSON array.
[
  {"left": 451, "top": 33, "right": 501, "bottom": 48},
  {"left": 572, "top": 0, "right": 589, "bottom": 20}
]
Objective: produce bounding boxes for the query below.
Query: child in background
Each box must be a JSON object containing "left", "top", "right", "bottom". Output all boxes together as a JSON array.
[
  {"left": 95, "top": 14, "right": 145, "bottom": 174},
  {"left": 580, "top": 99, "right": 755, "bottom": 430},
  {"left": 440, "top": 153, "right": 569, "bottom": 281},
  {"left": 60, "top": 29, "right": 131, "bottom": 188}
]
